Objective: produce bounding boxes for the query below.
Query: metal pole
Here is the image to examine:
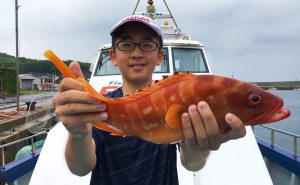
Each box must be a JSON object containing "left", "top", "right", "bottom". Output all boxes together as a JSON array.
[
  {"left": 163, "top": 0, "right": 178, "bottom": 27},
  {"left": 15, "top": 0, "right": 20, "bottom": 111},
  {"left": 294, "top": 136, "right": 297, "bottom": 157},
  {"left": 2, "top": 148, "right": 5, "bottom": 166},
  {"left": 31, "top": 137, "right": 35, "bottom": 153},
  {"left": 132, "top": 0, "right": 141, "bottom": 15},
  {"left": 271, "top": 129, "right": 275, "bottom": 147}
]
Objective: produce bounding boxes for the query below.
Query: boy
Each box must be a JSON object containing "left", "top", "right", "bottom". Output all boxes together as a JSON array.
[{"left": 52, "top": 15, "right": 246, "bottom": 185}]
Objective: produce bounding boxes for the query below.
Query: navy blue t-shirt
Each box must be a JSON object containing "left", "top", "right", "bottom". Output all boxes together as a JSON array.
[{"left": 90, "top": 87, "right": 179, "bottom": 185}]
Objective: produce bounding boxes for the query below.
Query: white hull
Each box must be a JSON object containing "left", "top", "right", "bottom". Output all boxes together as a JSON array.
[{"left": 29, "top": 124, "right": 272, "bottom": 185}]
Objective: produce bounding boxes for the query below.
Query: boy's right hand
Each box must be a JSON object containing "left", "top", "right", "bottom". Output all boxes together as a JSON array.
[{"left": 52, "top": 61, "right": 108, "bottom": 138}]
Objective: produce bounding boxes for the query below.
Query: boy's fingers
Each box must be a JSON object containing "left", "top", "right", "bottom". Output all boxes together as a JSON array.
[
  {"left": 55, "top": 102, "right": 106, "bottom": 115},
  {"left": 69, "top": 61, "right": 84, "bottom": 78},
  {"left": 53, "top": 90, "right": 99, "bottom": 105},
  {"left": 58, "top": 78, "right": 86, "bottom": 92},
  {"left": 181, "top": 113, "right": 199, "bottom": 149},
  {"left": 225, "top": 113, "right": 246, "bottom": 139},
  {"left": 61, "top": 112, "right": 108, "bottom": 126}
]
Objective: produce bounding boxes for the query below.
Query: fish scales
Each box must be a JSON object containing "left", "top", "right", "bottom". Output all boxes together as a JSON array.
[
  {"left": 106, "top": 82, "right": 186, "bottom": 143},
  {"left": 44, "top": 50, "right": 291, "bottom": 144}
]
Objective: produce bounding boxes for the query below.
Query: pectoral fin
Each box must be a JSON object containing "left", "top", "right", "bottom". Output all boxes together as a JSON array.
[
  {"left": 92, "top": 122, "right": 127, "bottom": 137},
  {"left": 165, "top": 104, "right": 185, "bottom": 129}
]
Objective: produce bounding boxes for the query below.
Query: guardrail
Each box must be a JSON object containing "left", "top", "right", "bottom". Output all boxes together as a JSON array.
[
  {"left": 0, "top": 131, "right": 47, "bottom": 166},
  {"left": 253, "top": 125, "right": 300, "bottom": 157}
]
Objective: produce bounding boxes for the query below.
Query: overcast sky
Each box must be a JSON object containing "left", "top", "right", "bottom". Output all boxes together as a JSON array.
[{"left": 1, "top": 0, "right": 299, "bottom": 82}]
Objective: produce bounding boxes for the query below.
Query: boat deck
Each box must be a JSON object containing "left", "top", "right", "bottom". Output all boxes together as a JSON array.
[{"left": 28, "top": 124, "right": 272, "bottom": 185}]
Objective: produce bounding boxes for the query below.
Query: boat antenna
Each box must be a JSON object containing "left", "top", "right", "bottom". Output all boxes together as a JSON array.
[
  {"left": 132, "top": 0, "right": 141, "bottom": 15},
  {"left": 162, "top": 0, "right": 178, "bottom": 28},
  {"left": 132, "top": 0, "right": 181, "bottom": 34}
]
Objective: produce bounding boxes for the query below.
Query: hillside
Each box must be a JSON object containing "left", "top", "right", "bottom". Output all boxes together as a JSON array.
[{"left": 0, "top": 52, "right": 91, "bottom": 79}]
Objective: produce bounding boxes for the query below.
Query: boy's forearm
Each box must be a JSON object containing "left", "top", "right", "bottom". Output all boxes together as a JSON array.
[
  {"left": 180, "top": 145, "right": 210, "bottom": 172},
  {"left": 65, "top": 133, "right": 97, "bottom": 176}
]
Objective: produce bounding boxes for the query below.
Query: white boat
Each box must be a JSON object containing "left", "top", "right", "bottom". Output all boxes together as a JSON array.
[
  {"left": 29, "top": 1, "right": 273, "bottom": 185},
  {"left": 1, "top": 1, "right": 299, "bottom": 185}
]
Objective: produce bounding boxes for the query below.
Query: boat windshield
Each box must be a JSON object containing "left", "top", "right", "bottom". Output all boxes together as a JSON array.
[
  {"left": 94, "top": 50, "right": 120, "bottom": 76},
  {"left": 172, "top": 48, "right": 208, "bottom": 73},
  {"left": 94, "top": 48, "right": 169, "bottom": 76}
]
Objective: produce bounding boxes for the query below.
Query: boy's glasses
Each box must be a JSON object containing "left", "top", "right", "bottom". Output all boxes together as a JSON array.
[{"left": 115, "top": 41, "right": 160, "bottom": 51}]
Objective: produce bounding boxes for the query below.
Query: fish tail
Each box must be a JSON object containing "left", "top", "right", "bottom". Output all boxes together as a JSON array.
[
  {"left": 93, "top": 122, "right": 127, "bottom": 137},
  {"left": 43, "top": 50, "right": 77, "bottom": 79},
  {"left": 76, "top": 78, "right": 108, "bottom": 102},
  {"left": 44, "top": 50, "right": 108, "bottom": 103}
]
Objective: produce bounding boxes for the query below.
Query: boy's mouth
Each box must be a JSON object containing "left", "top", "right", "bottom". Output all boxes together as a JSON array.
[{"left": 130, "top": 64, "right": 146, "bottom": 69}]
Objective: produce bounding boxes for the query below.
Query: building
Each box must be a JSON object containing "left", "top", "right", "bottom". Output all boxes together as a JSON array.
[
  {"left": 19, "top": 74, "right": 40, "bottom": 90},
  {"left": 19, "top": 74, "right": 60, "bottom": 91}
]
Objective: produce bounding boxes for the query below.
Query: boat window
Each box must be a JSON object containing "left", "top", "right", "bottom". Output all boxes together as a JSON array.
[
  {"left": 94, "top": 50, "right": 120, "bottom": 76},
  {"left": 172, "top": 48, "right": 209, "bottom": 73},
  {"left": 94, "top": 48, "right": 169, "bottom": 76},
  {"left": 154, "top": 48, "right": 169, "bottom": 73}
]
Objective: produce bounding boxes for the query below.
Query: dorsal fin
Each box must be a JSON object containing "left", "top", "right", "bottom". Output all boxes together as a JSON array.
[
  {"left": 113, "top": 73, "right": 196, "bottom": 104},
  {"left": 162, "top": 75, "right": 169, "bottom": 79}
]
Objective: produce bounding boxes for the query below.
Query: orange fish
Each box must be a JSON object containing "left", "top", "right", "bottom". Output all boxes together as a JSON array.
[{"left": 44, "top": 50, "right": 291, "bottom": 144}]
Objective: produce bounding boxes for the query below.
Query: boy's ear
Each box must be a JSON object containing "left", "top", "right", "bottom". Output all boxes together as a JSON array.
[{"left": 109, "top": 49, "right": 118, "bottom": 66}]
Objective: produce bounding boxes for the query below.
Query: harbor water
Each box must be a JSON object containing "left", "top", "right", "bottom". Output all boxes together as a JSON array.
[{"left": 253, "top": 90, "right": 300, "bottom": 155}]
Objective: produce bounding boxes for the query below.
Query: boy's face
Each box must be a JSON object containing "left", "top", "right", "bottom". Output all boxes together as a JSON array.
[{"left": 109, "top": 24, "right": 163, "bottom": 85}]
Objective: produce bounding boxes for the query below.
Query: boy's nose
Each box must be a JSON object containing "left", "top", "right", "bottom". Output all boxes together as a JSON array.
[{"left": 131, "top": 46, "right": 143, "bottom": 58}]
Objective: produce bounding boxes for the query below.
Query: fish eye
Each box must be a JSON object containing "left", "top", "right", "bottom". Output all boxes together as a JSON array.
[{"left": 247, "top": 93, "right": 262, "bottom": 107}]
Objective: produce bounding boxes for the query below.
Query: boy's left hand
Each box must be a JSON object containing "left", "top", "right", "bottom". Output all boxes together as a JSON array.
[{"left": 179, "top": 101, "right": 246, "bottom": 171}]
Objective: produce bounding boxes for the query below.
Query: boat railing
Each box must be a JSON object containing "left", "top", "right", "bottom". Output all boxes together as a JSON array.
[
  {"left": 0, "top": 131, "right": 48, "bottom": 166},
  {"left": 253, "top": 125, "right": 300, "bottom": 157}
]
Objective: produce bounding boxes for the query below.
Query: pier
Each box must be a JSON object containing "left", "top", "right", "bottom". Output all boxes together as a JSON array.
[
  {"left": 0, "top": 101, "right": 56, "bottom": 166},
  {"left": 253, "top": 81, "right": 300, "bottom": 90}
]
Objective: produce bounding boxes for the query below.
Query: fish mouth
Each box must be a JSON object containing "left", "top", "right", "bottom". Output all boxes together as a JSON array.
[
  {"left": 261, "top": 107, "right": 291, "bottom": 123},
  {"left": 247, "top": 97, "right": 291, "bottom": 125}
]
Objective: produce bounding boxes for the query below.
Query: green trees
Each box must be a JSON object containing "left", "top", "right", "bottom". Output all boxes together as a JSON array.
[
  {"left": 0, "top": 52, "right": 91, "bottom": 78},
  {"left": 0, "top": 67, "right": 16, "bottom": 96},
  {"left": 0, "top": 52, "right": 92, "bottom": 95}
]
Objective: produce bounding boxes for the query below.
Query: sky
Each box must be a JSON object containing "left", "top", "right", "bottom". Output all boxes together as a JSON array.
[{"left": 1, "top": 0, "right": 299, "bottom": 82}]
